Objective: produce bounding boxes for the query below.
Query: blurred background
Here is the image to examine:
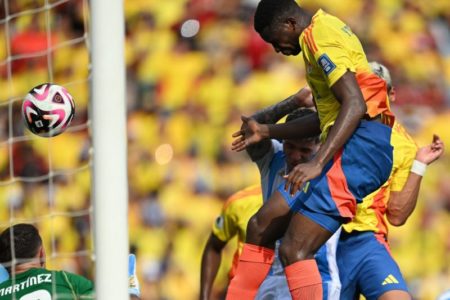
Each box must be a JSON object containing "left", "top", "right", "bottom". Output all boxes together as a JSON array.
[{"left": 0, "top": 0, "right": 449, "bottom": 299}]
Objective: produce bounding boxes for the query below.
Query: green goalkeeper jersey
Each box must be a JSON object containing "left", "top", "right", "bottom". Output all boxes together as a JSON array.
[{"left": 0, "top": 268, "right": 94, "bottom": 299}]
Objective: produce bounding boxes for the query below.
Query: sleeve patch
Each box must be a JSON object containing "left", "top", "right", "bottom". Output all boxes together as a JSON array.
[
  {"left": 318, "top": 54, "right": 336, "bottom": 75},
  {"left": 215, "top": 215, "right": 224, "bottom": 229}
]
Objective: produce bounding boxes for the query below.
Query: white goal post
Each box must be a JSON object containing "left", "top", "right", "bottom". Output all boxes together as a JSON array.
[{"left": 90, "top": 0, "right": 129, "bottom": 299}]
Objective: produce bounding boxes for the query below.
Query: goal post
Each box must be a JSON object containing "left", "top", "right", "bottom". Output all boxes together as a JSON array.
[{"left": 90, "top": 0, "right": 129, "bottom": 299}]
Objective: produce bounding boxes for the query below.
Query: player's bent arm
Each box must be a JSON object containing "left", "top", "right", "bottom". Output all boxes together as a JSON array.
[
  {"left": 266, "top": 112, "right": 321, "bottom": 140},
  {"left": 387, "top": 135, "right": 444, "bottom": 226},
  {"left": 200, "top": 233, "right": 228, "bottom": 300},
  {"left": 386, "top": 174, "right": 422, "bottom": 226},
  {"left": 313, "top": 71, "right": 367, "bottom": 167},
  {"left": 246, "top": 87, "right": 313, "bottom": 160},
  {"left": 252, "top": 86, "right": 313, "bottom": 124}
]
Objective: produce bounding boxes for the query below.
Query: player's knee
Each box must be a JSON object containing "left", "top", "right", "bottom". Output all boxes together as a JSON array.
[
  {"left": 279, "top": 236, "right": 314, "bottom": 266},
  {"left": 246, "top": 214, "right": 263, "bottom": 243},
  {"left": 246, "top": 213, "right": 279, "bottom": 247}
]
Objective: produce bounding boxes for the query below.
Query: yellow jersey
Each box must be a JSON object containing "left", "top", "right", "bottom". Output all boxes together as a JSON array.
[
  {"left": 300, "top": 9, "right": 395, "bottom": 141},
  {"left": 343, "top": 121, "right": 418, "bottom": 236},
  {"left": 212, "top": 185, "right": 263, "bottom": 278}
]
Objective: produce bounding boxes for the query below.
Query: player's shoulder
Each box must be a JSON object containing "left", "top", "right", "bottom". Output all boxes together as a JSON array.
[
  {"left": 392, "top": 121, "right": 418, "bottom": 150},
  {"left": 222, "top": 185, "right": 262, "bottom": 211},
  {"left": 310, "top": 9, "right": 346, "bottom": 34}
]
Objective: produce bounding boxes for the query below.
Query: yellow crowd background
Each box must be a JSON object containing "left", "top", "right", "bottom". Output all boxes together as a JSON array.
[{"left": 0, "top": 0, "right": 449, "bottom": 299}]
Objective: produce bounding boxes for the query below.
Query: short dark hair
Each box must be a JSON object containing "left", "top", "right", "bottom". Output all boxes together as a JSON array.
[
  {"left": 285, "top": 108, "right": 320, "bottom": 144},
  {"left": 254, "top": 0, "right": 300, "bottom": 33},
  {"left": 0, "top": 224, "right": 42, "bottom": 274}
]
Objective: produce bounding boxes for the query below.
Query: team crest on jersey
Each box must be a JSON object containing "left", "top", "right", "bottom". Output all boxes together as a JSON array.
[
  {"left": 318, "top": 54, "right": 336, "bottom": 76},
  {"left": 215, "top": 216, "right": 224, "bottom": 229},
  {"left": 305, "top": 60, "right": 313, "bottom": 74}
]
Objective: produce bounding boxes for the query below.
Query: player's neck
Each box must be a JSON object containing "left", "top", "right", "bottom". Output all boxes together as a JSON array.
[{"left": 14, "top": 260, "right": 43, "bottom": 275}]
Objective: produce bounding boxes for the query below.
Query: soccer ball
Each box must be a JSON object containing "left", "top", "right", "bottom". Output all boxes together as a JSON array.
[{"left": 22, "top": 83, "right": 75, "bottom": 137}]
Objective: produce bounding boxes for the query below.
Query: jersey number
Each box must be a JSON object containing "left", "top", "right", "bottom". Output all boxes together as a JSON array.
[{"left": 20, "top": 289, "right": 52, "bottom": 300}]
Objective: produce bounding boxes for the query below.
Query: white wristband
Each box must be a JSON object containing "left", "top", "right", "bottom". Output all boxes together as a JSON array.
[{"left": 410, "top": 160, "right": 427, "bottom": 176}]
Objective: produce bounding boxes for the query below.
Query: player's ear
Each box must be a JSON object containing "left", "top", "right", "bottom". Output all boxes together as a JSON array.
[
  {"left": 286, "top": 17, "right": 297, "bottom": 30},
  {"left": 388, "top": 86, "right": 396, "bottom": 102},
  {"left": 38, "top": 245, "right": 46, "bottom": 268}
]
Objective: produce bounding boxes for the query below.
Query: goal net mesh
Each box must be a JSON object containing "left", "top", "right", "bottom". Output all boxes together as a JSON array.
[{"left": 0, "top": 0, "right": 93, "bottom": 296}]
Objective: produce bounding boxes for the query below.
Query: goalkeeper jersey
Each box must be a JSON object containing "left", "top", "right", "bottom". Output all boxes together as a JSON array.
[{"left": 0, "top": 268, "right": 94, "bottom": 299}]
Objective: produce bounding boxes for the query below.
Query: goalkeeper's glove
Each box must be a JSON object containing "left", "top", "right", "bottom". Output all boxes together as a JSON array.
[{"left": 128, "top": 254, "right": 140, "bottom": 297}]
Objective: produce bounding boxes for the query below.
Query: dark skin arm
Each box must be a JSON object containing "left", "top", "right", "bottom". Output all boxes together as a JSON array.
[
  {"left": 387, "top": 135, "right": 444, "bottom": 226},
  {"left": 285, "top": 71, "right": 367, "bottom": 194},
  {"left": 232, "top": 87, "right": 315, "bottom": 155},
  {"left": 231, "top": 111, "right": 321, "bottom": 152},
  {"left": 245, "top": 87, "right": 313, "bottom": 161},
  {"left": 200, "top": 233, "right": 227, "bottom": 300},
  {"left": 232, "top": 72, "right": 367, "bottom": 194},
  {"left": 266, "top": 112, "right": 321, "bottom": 140}
]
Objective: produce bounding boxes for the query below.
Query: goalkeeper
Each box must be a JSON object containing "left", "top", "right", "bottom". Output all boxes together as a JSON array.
[{"left": 0, "top": 223, "right": 141, "bottom": 299}]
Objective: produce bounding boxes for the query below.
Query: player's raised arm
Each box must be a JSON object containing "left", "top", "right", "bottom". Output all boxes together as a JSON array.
[
  {"left": 387, "top": 134, "right": 444, "bottom": 226},
  {"left": 231, "top": 87, "right": 319, "bottom": 158}
]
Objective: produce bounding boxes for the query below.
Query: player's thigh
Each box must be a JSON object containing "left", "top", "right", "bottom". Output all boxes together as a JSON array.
[
  {"left": 280, "top": 211, "right": 334, "bottom": 262},
  {"left": 246, "top": 191, "right": 293, "bottom": 243},
  {"left": 256, "top": 190, "right": 292, "bottom": 221},
  {"left": 378, "top": 290, "right": 411, "bottom": 300}
]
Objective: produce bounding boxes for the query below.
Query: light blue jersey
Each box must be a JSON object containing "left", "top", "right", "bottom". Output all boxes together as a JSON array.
[
  {"left": 254, "top": 140, "right": 341, "bottom": 299},
  {"left": 0, "top": 266, "right": 8, "bottom": 284}
]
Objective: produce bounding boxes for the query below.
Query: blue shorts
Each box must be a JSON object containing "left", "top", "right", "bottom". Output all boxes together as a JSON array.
[
  {"left": 279, "top": 120, "right": 393, "bottom": 233},
  {"left": 337, "top": 231, "right": 408, "bottom": 299}
]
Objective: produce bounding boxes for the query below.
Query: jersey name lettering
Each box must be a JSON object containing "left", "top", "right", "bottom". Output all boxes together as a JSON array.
[{"left": 0, "top": 274, "right": 52, "bottom": 296}]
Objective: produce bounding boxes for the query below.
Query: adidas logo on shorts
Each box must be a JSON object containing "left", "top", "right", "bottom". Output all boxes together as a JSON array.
[{"left": 382, "top": 274, "right": 399, "bottom": 285}]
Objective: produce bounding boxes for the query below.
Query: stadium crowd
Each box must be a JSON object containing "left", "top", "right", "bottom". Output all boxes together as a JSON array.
[{"left": 0, "top": 0, "right": 449, "bottom": 299}]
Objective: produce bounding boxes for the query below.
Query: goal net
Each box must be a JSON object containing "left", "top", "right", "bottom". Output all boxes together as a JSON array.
[{"left": 0, "top": 0, "right": 128, "bottom": 299}]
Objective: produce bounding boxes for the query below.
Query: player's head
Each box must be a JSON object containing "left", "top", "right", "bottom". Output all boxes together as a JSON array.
[
  {"left": 0, "top": 223, "right": 45, "bottom": 274},
  {"left": 369, "top": 61, "right": 396, "bottom": 102},
  {"left": 254, "top": 0, "right": 303, "bottom": 56},
  {"left": 283, "top": 108, "right": 320, "bottom": 171}
]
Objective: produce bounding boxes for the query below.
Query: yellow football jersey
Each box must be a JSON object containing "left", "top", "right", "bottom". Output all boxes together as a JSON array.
[
  {"left": 300, "top": 9, "right": 394, "bottom": 141},
  {"left": 212, "top": 185, "right": 263, "bottom": 278},
  {"left": 343, "top": 121, "right": 418, "bottom": 235}
]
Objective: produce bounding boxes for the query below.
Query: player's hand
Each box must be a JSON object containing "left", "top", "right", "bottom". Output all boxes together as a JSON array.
[
  {"left": 284, "top": 159, "right": 323, "bottom": 195},
  {"left": 415, "top": 134, "right": 444, "bottom": 165},
  {"left": 231, "top": 116, "right": 269, "bottom": 151},
  {"left": 128, "top": 254, "right": 140, "bottom": 297}
]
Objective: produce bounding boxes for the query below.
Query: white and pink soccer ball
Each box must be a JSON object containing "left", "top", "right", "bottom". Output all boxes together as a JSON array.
[{"left": 22, "top": 83, "right": 75, "bottom": 137}]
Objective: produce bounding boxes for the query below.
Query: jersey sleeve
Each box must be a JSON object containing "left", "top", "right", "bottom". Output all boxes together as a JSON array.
[
  {"left": 308, "top": 25, "right": 355, "bottom": 87},
  {"left": 390, "top": 145, "right": 417, "bottom": 192},
  {"left": 390, "top": 126, "right": 418, "bottom": 192},
  {"left": 254, "top": 140, "right": 283, "bottom": 178},
  {"left": 211, "top": 204, "right": 238, "bottom": 243}
]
